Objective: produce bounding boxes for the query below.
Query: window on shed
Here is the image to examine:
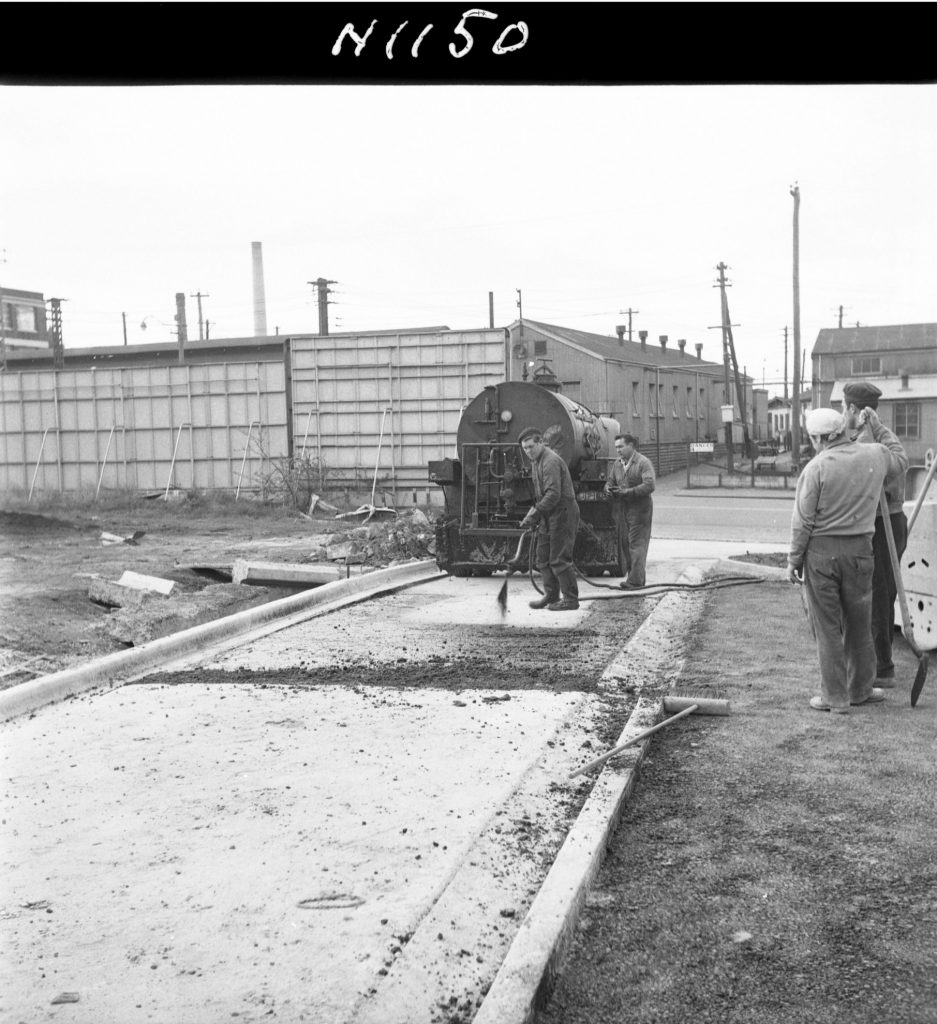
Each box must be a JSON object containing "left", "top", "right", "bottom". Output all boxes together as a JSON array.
[
  {"left": 672, "top": 385, "right": 679, "bottom": 417},
  {"left": 698, "top": 388, "right": 706, "bottom": 418},
  {"left": 15, "top": 306, "right": 36, "bottom": 333},
  {"left": 649, "top": 383, "right": 661, "bottom": 416},
  {"left": 533, "top": 340, "right": 547, "bottom": 355},
  {"left": 894, "top": 401, "right": 920, "bottom": 439},
  {"left": 852, "top": 356, "right": 881, "bottom": 375},
  {"left": 686, "top": 386, "right": 693, "bottom": 417},
  {"left": 631, "top": 381, "right": 641, "bottom": 417}
]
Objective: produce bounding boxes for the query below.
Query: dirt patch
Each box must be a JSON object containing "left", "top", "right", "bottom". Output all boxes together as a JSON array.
[
  {"left": 728, "top": 551, "right": 788, "bottom": 568},
  {"left": 536, "top": 581, "right": 937, "bottom": 1024},
  {"left": 0, "top": 494, "right": 438, "bottom": 686}
]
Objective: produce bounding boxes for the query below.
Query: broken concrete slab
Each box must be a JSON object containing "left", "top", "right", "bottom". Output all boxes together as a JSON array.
[
  {"left": 231, "top": 560, "right": 372, "bottom": 586},
  {"left": 116, "top": 570, "right": 175, "bottom": 596},
  {"left": 324, "top": 541, "right": 363, "bottom": 562},
  {"left": 88, "top": 577, "right": 166, "bottom": 609},
  {"left": 103, "top": 583, "right": 269, "bottom": 646},
  {"left": 99, "top": 530, "right": 146, "bottom": 546}
]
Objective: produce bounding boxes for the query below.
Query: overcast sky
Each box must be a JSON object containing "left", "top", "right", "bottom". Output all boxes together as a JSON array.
[{"left": 2, "top": 82, "right": 935, "bottom": 396}]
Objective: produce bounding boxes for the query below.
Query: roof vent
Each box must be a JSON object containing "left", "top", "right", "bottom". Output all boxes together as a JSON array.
[
  {"left": 678, "top": 338, "right": 686, "bottom": 353},
  {"left": 638, "top": 330, "right": 648, "bottom": 351},
  {"left": 659, "top": 335, "right": 668, "bottom": 350},
  {"left": 695, "top": 343, "right": 703, "bottom": 360},
  {"left": 616, "top": 325, "right": 626, "bottom": 345}
]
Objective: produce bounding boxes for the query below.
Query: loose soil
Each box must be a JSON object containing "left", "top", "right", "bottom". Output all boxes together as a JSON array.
[{"left": 0, "top": 494, "right": 432, "bottom": 687}]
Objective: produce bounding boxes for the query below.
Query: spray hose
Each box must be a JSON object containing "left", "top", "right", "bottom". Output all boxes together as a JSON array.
[{"left": 512, "top": 526, "right": 772, "bottom": 599}]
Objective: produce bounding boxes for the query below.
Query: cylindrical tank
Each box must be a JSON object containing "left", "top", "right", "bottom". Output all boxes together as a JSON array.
[{"left": 457, "top": 381, "right": 620, "bottom": 473}]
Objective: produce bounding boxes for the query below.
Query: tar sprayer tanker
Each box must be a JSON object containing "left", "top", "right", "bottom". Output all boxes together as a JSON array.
[{"left": 428, "top": 378, "right": 624, "bottom": 576}]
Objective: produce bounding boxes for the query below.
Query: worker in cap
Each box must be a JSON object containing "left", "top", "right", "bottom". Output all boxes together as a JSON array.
[
  {"left": 788, "top": 407, "right": 905, "bottom": 713},
  {"left": 517, "top": 427, "right": 581, "bottom": 612},
  {"left": 841, "top": 379, "right": 909, "bottom": 684},
  {"left": 604, "top": 433, "right": 656, "bottom": 588}
]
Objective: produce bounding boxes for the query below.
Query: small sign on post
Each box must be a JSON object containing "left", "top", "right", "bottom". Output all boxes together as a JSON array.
[{"left": 690, "top": 442, "right": 715, "bottom": 453}]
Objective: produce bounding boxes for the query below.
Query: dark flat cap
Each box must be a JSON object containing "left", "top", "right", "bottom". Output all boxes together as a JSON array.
[
  {"left": 517, "top": 426, "right": 543, "bottom": 443},
  {"left": 843, "top": 380, "right": 883, "bottom": 407}
]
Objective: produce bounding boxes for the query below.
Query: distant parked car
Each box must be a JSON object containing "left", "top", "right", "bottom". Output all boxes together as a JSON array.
[{"left": 757, "top": 439, "right": 779, "bottom": 457}]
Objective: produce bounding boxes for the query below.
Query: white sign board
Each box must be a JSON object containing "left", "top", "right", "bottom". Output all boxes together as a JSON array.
[{"left": 690, "top": 442, "right": 715, "bottom": 453}]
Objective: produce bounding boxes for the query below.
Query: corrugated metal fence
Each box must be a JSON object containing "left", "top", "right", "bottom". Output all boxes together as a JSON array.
[
  {"left": 290, "top": 329, "right": 506, "bottom": 501},
  {"left": 0, "top": 362, "right": 287, "bottom": 495},
  {"left": 0, "top": 329, "right": 507, "bottom": 502}
]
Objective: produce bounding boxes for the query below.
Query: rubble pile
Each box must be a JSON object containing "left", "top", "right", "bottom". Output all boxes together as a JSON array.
[{"left": 306, "top": 509, "right": 437, "bottom": 567}]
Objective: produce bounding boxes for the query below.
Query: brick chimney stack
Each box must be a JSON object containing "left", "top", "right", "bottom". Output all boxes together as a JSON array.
[
  {"left": 638, "top": 330, "right": 648, "bottom": 351},
  {"left": 678, "top": 338, "right": 686, "bottom": 354},
  {"left": 659, "top": 334, "right": 668, "bottom": 350},
  {"left": 695, "top": 342, "right": 703, "bottom": 360},
  {"left": 616, "top": 325, "right": 626, "bottom": 345}
]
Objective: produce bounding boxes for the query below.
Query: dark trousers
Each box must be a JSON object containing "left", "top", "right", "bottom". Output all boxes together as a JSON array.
[
  {"left": 612, "top": 497, "right": 653, "bottom": 586},
  {"left": 535, "top": 502, "right": 580, "bottom": 600},
  {"left": 872, "top": 511, "right": 908, "bottom": 679},
  {"left": 803, "top": 534, "right": 876, "bottom": 709}
]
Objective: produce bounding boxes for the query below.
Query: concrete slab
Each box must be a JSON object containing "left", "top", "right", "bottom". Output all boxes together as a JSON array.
[
  {"left": 0, "top": 680, "right": 592, "bottom": 1024},
  {"left": 231, "top": 559, "right": 372, "bottom": 586}
]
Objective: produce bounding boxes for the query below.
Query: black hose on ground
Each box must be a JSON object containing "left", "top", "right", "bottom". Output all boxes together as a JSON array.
[{"left": 514, "top": 526, "right": 772, "bottom": 599}]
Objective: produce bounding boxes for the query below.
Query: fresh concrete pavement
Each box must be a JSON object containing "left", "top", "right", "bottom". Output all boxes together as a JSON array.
[{"left": 1, "top": 478, "right": 792, "bottom": 1024}]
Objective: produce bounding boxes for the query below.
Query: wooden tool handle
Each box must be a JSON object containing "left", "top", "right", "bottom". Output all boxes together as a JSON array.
[
  {"left": 568, "top": 703, "right": 699, "bottom": 779},
  {"left": 879, "top": 489, "right": 917, "bottom": 648}
]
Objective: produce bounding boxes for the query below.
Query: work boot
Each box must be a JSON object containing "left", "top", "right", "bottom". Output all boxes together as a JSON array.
[
  {"left": 851, "top": 688, "right": 886, "bottom": 706},
  {"left": 809, "top": 696, "right": 849, "bottom": 714},
  {"left": 548, "top": 598, "right": 580, "bottom": 612},
  {"left": 529, "top": 594, "right": 558, "bottom": 609}
]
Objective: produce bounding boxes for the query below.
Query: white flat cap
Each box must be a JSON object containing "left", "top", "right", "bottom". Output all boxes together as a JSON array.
[{"left": 805, "top": 408, "right": 845, "bottom": 437}]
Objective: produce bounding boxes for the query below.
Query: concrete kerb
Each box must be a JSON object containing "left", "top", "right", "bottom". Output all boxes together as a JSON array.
[
  {"left": 0, "top": 560, "right": 445, "bottom": 723},
  {"left": 474, "top": 567, "right": 713, "bottom": 1024}
]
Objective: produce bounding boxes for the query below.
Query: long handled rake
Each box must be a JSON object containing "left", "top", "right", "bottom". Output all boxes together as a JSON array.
[{"left": 879, "top": 490, "right": 929, "bottom": 707}]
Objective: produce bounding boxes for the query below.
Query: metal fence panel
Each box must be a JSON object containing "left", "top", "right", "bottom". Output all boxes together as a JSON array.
[
  {"left": 290, "top": 329, "right": 506, "bottom": 501},
  {"left": 0, "top": 361, "right": 288, "bottom": 495}
]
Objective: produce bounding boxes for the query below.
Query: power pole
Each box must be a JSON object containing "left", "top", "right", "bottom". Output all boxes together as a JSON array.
[
  {"left": 488, "top": 291, "right": 494, "bottom": 329},
  {"left": 791, "top": 184, "right": 802, "bottom": 471},
  {"left": 0, "top": 249, "right": 7, "bottom": 370},
  {"left": 618, "top": 307, "right": 640, "bottom": 343},
  {"left": 712, "top": 262, "right": 747, "bottom": 471},
  {"left": 516, "top": 288, "right": 523, "bottom": 337},
  {"left": 122, "top": 312, "right": 128, "bottom": 346},
  {"left": 309, "top": 278, "right": 336, "bottom": 335},
  {"left": 838, "top": 304, "right": 844, "bottom": 329},
  {"left": 205, "top": 320, "right": 211, "bottom": 340},
  {"left": 0, "top": 287, "right": 6, "bottom": 372},
  {"left": 48, "top": 298, "right": 65, "bottom": 369},
  {"left": 175, "top": 292, "right": 188, "bottom": 364},
  {"left": 190, "top": 290, "right": 209, "bottom": 342},
  {"left": 782, "top": 325, "right": 789, "bottom": 400}
]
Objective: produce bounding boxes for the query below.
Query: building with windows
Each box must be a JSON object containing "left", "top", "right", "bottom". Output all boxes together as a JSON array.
[
  {"left": 0, "top": 288, "right": 50, "bottom": 350},
  {"left": 506, "top": 319, "right": 765, "bottom": 454},
  {"left": 767, "top": 390, "right": 813, "bottom": 451},
  {"left": 812, "top": 323, "right": 937, "bottom": 464}
]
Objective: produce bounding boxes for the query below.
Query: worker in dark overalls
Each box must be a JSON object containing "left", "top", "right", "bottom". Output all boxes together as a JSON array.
[
  {"left": 604, "top": 433, "right": 656, "bottom": 589},
  {"left": 518, "top": 426, "right": 581, "bottom": 611}
]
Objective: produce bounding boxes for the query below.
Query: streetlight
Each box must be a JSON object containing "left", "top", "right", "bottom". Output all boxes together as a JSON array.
[{"left": 139, "top": 315, "right": 174, "bottom": 338}]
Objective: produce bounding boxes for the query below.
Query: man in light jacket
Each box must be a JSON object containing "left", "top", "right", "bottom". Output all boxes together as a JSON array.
[{"left": 788, "top": 408, "right": 906, "bottom": 713}]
